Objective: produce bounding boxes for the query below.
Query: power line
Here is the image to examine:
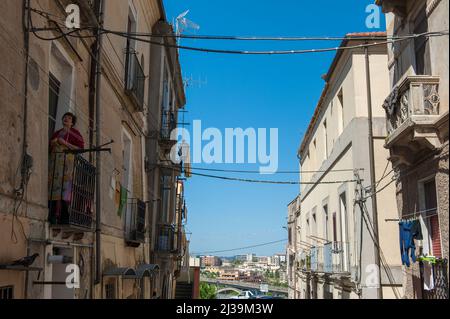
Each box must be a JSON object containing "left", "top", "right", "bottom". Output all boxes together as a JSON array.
[
  {"left": 27, "top": 9, "right": 449, "bottom": 43},
  {"left": 161, "top": 165, "right": 361, "bottom": 185},
  {"left": 192, "top": 239, "right": 288, "bottom": 255},
  {"left": 26, "top": 11, "right": 163, "bottom": 134},
  {"left": 160, "top": 163, "right": 363, "bottom": 174},
  {"left": 40, "top": 27, "right": 449, "bottom": 55}
]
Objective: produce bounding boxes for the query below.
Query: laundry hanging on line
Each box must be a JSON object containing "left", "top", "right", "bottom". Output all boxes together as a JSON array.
[{"left": 399, "top": 219, "right": 423, "bottom": 267}]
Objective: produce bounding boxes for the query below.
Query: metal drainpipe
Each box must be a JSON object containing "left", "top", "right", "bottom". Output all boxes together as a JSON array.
[
  {"left": 94, "top": 0, "right": 105, "bottom": 287},
  {"left": 364, "top": 44, "right": 383, "bottom": 299},
  {"left": 22, "top": 0, "right": 31, "bottom": 300}
]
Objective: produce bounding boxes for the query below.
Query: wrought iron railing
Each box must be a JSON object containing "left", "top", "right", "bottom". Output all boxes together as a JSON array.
[
  {"left": 160, "top": 111, "right": 177, "bottom": 141},
  {"left": 382, "top": 76, "right": 440, "bottom": 135},
  {"left": 156, "top": 224, "right": 176, "bottom": 253},
  {"left": 420, "top": 258, "right": 449, "bottom": 299},
  {"left": 323, "top": 242, "right": 351, "bottom": 274},
  {"left": 125, "top": 50, "right": 145, "bottom": 110},
  {"left": 48, "top": 153, "right": 96, "bottom": 229},
  {"left": 125, "top": 199, "right": 146, "bottom": 245},
  {"left": 307, "top": 242, "right": 351, "bottom": 275}
]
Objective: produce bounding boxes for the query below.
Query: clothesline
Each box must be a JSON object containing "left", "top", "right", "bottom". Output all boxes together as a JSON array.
[{"left": 385, "top": 208, "right": 439, "bottom": 222}]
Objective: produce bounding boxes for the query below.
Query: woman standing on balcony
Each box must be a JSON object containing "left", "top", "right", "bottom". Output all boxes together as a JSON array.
[{"left": 48, "top": 112, "right": 85, "bottom": 225}]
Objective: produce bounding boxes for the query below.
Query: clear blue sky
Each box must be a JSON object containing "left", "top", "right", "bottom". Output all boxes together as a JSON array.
[{"left": 163, "top": 0, "right": 386, "bottom": 257}]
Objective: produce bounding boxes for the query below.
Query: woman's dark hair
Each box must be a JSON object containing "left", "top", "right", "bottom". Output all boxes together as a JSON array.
[{"left": 62, "top": 112, "right": 77, "bottom": 127}]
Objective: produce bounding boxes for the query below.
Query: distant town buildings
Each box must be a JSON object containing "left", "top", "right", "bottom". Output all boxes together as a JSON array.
[{"left": 200, "top": 256, "right": 223, "bottom": 267}]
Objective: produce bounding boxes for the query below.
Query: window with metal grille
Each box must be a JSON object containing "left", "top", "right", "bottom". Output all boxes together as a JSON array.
[
  {"left": 0, "top": 286, "right": 14, "bottom": 299},
  {"left": 105, "top": 281, "right": 116, "bottom": 299}
]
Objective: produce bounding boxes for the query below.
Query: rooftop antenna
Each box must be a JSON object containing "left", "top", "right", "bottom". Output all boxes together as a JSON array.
[{"left": 175, "top": 9, "right": 200, "bottom": 38}]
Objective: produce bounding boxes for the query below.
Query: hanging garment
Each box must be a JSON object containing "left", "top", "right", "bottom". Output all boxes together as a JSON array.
[
  {"left": 422, "top": 261, "right": 435, "bottom": 291},
  {"left": 117, "top": 185, "right": 128, "bottom": 218},
  {"left": 399, "top": 221, "right": 417, "bottom": 267},
  {"left": 411, "top": 219, "right": 423, "bottom": 240}
]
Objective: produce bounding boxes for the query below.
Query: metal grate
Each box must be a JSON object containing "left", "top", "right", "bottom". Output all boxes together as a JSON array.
[
  {"left": 105, "top": 281, "right": 116, "bottom": 299},
  {"left": 160, "top": 111, "right": 177, "bottom": 141},
  {"left": 69, "top": 155, "right": 96, "bottom": 228},
  {"left": 49, "top": 153, "right": 96, "bottom": 229},
  {"left": 156, "top": 224, "right": 176, "bottom": 253},
  {"left": 0, "top": 286, "right": 14, "bottom": 299},
  {"left": 420, "top": 259, "right": 449, "bottom": 299},
  {"left": 125, "top": 199, "right": 146, "bottom": 245}
]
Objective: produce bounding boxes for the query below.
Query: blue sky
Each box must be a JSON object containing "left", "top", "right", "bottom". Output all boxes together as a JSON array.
[{"left": 163, "top": 1, "right": 386, "bottom": 257}]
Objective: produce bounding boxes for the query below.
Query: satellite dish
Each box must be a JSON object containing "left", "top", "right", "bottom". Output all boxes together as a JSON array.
[{"left": 175, "top": 9, "right": 200, "bottom": 36}]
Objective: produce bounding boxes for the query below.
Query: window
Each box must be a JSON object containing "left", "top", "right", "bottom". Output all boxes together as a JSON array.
[
  {"left": 125, "top": 5, "right": 137, "bottom": 90},
  {"left": 337, "top": 89, "right": 344, "bottom": 134},
  {"left": 48, "top": 43, "right": 74, "bottom": 136},
  {"left": 122, "top": 129, "right": 133, "bottom": 193},
  {"left": 312, "top": 208, "right": 317, "bottom": 237},
  {"left": 48, "top": 73, "right": 60, "bottom": 142},
  {"left": 323, "top": 204, "right": 329, "bottom": 241},
  {"left": 306, "top": 215, "right": 310, "bottom": 242},
  {"left": 105, "top": 280, "right": 116, "bottom": 299},
  {"left": 339, "top": 192, "right": 349, "bottom": 271},
  {"left": 160, "top": 174, "right": 172, "bottom": 223},
  {"left": 0, "top": 286, "right": 13, "bottom": 299},
  {"left": 339, "top": 192, "right": 348, "bottom": 243},
  {"left": 419, "top": 178, "right": 441, "bottom": 258},
  {"left": 323, "top": 120, "right": 328, "bottom": 160},
  {"left": 288, "top": 227, "right": 292, "bottom": 245},
  {"left": 332, "top": 212, "right": 337, "bottom": 243},
  {"left": 414, "top": 6, "right": 431, "bottom": 75}
]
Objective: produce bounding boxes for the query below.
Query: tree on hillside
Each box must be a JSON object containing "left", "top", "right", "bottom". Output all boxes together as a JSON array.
[{"left": 200, "top": 283, "right": 217, "bottom": 299}]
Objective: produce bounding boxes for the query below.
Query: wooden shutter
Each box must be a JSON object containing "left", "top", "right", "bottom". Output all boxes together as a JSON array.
[{"left": 424, "top": 179, "right": 441, "bottom": 258}]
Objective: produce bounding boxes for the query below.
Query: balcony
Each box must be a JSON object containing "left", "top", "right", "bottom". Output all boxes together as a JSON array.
[
  {"left": 48, "top": 153, "right": 96, "bottom": 231},
  {"left": 298, "top": 251, "right": 311, "bottom": 272},
  {"left": 125, "top": 50, "right": 145, "bottom": 111},
  {"left": 382, "top": 76, "right": 446, "bottom": 166},
  {"left": 124, "top": 199, "right": 146, "bottom": 247},
  {"left": 158, "top": 111, "right": 178, "bottom": 150},
  {"left": 375, "top": 0, "right": 407, "bottom": 18},
  {"left": 307, "top": 242, "right": 351, "bottom": 276},
  {"left": 155, "top": 224, "right": 177, "bottom": 253}
]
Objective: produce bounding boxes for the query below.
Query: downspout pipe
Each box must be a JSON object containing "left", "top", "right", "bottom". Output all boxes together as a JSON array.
[
  {"left": 22, "top": 0, "right": 31, "bottom": 300},
  {"left": 94, "top": 0, "right": 105, "bottom": 287},
  {"left": 364, "top": 44, "right": 383, "bottom": 299}
]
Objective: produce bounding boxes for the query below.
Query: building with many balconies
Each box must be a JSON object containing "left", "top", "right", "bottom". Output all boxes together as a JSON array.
[{"left": 0, "top": 0, "right": 190, "bottom": 299}]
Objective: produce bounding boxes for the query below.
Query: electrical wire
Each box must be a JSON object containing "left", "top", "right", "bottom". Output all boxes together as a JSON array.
[
  {"left": 26, "top": 10, "right": 163, "bottom": 135},
  {"left": 192, "top": 239, "right": 288, "bottom": 255},
  {"left": 27, "top": 9, "right": 449, "bottom": 42},
  {"left": 54, "top": 28, "right": 450, "bottom": 55},
  {"left": 161, "top": 165, "right": 360, "bottom": 185},
  {"left": 159, "top": 163, "right": 363, "bottom": 174}
]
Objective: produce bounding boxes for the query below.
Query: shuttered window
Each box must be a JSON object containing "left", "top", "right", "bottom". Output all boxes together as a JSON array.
[
  {"left": 424, "top": 179, "right": 441, "bottom": 258},
  {"left": 0, "top": 286, "right": 14, "bottom": 299}
]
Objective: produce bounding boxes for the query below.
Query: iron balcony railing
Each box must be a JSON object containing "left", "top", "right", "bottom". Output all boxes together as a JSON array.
[
  {"left": 160, "top": 111, "right": 177, "bottom": 142},
  {"left": 125, "top": 199, "right": 146, "bottom": 246},
  {"left": 420, "top": 258, "right": 449, "bottom": 299},
  {"left": 382, "top": 76, "right": 440, "bottom": 136},
  {"left": 48, "top": 153, "right": 96, "bottom": 230},
  {"left": 308, "top": 242, "right": 351, "bottom": 275},
  {"left": 156, "top": 224, "right": 176, "bottom": 253},
  {"left": 125, "top": 50, "right": 145, "bottom": 111},
  {"left": 323, "top": 242, "right": 351, "bottom": 274}
]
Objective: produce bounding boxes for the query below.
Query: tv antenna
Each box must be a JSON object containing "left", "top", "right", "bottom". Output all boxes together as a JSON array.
[
  {"left": 183, "top": 74, "right": 208, "bottom": 89},
  {"left": 175, "top": 10, "right": 200, "bottom": 37}
]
